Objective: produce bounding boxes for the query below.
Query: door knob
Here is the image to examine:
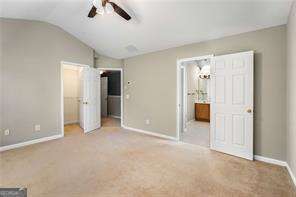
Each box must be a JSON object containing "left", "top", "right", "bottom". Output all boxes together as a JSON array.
[
  {"left": 246, "top": 109, "right": 252, "bottom": 113},
  {"left": 83, "top": 102, "right": 88, "bottom": 105}
]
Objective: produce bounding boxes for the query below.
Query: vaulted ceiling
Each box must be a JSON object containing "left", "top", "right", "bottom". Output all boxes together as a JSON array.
[{"left": 0, "top": 0, "right": 293, "bottom": 59}]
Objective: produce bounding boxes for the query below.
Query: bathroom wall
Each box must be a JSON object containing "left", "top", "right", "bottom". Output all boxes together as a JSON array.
[{"left": 186, "top": 63, "right": 199, "bottom": 122}]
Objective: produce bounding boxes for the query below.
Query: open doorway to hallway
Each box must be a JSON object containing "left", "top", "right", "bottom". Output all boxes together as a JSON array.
[{"left": 99, "top": 68, "right": 123, "bottom": 128}]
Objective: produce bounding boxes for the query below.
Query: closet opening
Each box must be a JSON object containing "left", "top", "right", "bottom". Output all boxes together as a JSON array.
[{"left": 62, "top": 62, "right": 89, "bottom": 136}]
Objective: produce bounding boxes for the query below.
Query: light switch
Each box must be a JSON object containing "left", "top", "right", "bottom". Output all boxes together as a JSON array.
[
  {"left": 35, "top": 125, "right": 41, "bottom": 132},
  {"left": 4, "top": 129, "right": 10, "bottom": 136},
  {"left": 126, "top": 94, "right": 130, "bottom": 99}
]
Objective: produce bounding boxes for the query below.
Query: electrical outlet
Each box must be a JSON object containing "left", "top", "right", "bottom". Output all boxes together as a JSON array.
[
  {"left": 145, "top": 119, "right": 150, "bottom": 125},
  {"left": 35, "top": 125, "right": 41, "bottom": 132},
  {"left": 126, "top": 94, "right": 130, "bottom": 99},
  {"left": 4, "top": 129, "right": 10, "bottom": 136}
]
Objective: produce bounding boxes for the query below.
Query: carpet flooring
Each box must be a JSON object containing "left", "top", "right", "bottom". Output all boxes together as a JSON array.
[{"left": 0, "top": 123, "right": 295, "bottom": 197}]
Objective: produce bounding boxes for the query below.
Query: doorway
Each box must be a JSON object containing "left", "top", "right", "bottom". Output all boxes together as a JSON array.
[
  {"left": 177, "top": 51, "right": 254, "bottom": 160},
  {"left": 178, "top": 55, "right": 213, "bottom": 148},
  {"left": 61, "top": 62, "right": 101, "bottom": 136},
  {"left": 98, "top": 68, "right": 123, "bottom": 128},
  {"left": 62, "top": 62, "right": 87, "bottom": 136}
]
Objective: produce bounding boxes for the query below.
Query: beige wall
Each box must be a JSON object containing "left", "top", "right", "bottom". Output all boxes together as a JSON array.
[
  {"left": 63, "top": 68, "right": 79, "bottom": 124},
  {"left": 95, "top": 54, "right": 123, "bottom": 68},
  {"left": 287, "top": 1, "right": 296, "bottom": 181},
  {"left": 123, "top": 25, "right": 287, "bottom": 160},
  {"left": 0, "top": 18, "right": 94, "bottom": 146}
]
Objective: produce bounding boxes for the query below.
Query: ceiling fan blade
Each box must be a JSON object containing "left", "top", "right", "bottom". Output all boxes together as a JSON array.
[
  {"left": 109, "top": 2, "right": 131, "bottom": 21},
  {"left": 88, "top": 6, "right": 97, "bottom": 18}
]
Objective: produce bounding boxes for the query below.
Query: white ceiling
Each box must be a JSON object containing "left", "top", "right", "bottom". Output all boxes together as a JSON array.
[{"left": 0, "top": 0, "right": 293, "bottom": 59}]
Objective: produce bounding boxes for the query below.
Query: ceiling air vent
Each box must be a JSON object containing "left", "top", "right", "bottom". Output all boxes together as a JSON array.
[{"left": 125, "top": 45, "right": 138, "bottom": 53}]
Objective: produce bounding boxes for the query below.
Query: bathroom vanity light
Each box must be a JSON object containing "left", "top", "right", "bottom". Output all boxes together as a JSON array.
[
  {"left": 199, "top": 74, "right": 210, "bottom": 79},
  {"left": 198, "top": 65, "right": 210, "bottom": 79}
]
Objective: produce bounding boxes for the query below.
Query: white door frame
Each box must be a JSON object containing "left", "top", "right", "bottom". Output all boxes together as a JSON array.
[
  {"left": 176, "top": 55, "right": 214, "bottom": 142},
  {"left": 60, "top": 61, "right": 90, "bottom": 137},
  {"left": 97, "top": 68, "right": 124, "bottom": 127},
  {"left": 181, "top": 66, "right": 187, "bottom": 132}
]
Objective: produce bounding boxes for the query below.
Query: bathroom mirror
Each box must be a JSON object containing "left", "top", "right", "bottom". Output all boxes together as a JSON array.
[
  {"left": 196, "top": 63, "right": 210, "bottom": 103},
  {"left": 197, "top": 77, "right": 210, "bottom": 103}
]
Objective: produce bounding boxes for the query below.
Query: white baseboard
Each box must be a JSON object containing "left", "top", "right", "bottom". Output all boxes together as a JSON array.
[
  {"left": 64, "top": 120, "right": 79, "bottom": 125},
  {"left": 122, "top": 125, "right": 177, "bottom": 141},
  {"left": 254, "top": 155, "right": 287, "bottom": 166},
  {"left": 254, "top": 155, "right": 296, "bottom": 187},
  {"left": 287, "top": 163, "right": 296, "bottom": 187},
  {"left": 0, "top": 134, "right": 63, "bottom": 152}
]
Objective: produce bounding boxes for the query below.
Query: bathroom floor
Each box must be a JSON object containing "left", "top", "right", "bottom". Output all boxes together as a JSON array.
[{"left": 182, "top": 120, "right": 210, "bottom": 148}]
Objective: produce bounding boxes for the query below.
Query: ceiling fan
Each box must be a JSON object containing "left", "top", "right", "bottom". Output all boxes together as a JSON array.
[{"left": 88, "top": 0, "right": 131, "bottom": 21}]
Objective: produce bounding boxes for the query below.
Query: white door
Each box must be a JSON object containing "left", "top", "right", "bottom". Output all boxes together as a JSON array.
[
  {"left": 79, "top": 67, "right": 101, "bottom": 133},
  {"left": 101, "top": 77, "right": 108, "bottom": 117},
  {"left": 210, "top": 51, "right": 254, "bottom": 160}
]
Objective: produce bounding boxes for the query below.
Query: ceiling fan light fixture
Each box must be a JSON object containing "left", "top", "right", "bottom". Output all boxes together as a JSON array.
[
  {"left": 88, "top": 0, "right": 131, "bottom": 20},
  {"left": 97, "top": 7, "right": 105, "bottom": 15},
  {"left": 105, "top": 3, "right": 114, "bottom": 14},
  {"left": 93, "top": 0, "right": 104, "bottom": 15},
  {"left": 92, "top": 0, "right": 101, "bottom": 8}
]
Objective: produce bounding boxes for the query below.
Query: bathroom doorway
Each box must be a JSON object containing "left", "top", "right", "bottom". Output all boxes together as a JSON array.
[
  {"left": 177, "top": 51, "right": 254, "bottom": 160},
  {"left": 178, "top": 55, "right": 212, "bottom": 148}
]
